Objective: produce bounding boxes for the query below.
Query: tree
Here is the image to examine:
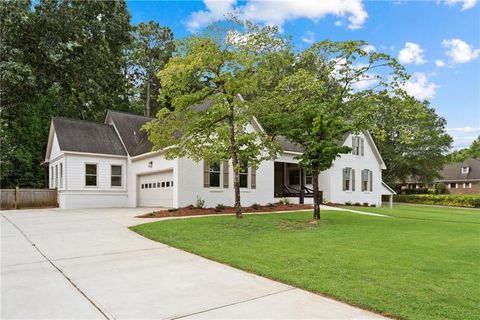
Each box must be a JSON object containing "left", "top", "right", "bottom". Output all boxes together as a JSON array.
[
  {"left": 257, "top": 40, "right": 405, "bottom": 220},
  {"left": 143, "top": 20, "right": 285, "bottom": 218},
  {"left": 128, "top": 21, "right": 174, "bottom": 116},
  {"left": 446, "top": 136, "right": 480, "bottom": 163},
  {"left": 367, "top": 92, "right": 453, "bottom": 185},
  {"left": 0, "top": 0, "right": 133, "bottom": 188}
]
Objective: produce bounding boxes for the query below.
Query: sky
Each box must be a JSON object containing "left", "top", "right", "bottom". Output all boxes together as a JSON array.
[{"left": 127, "top": 0, "right": 480, "bottom": 149}]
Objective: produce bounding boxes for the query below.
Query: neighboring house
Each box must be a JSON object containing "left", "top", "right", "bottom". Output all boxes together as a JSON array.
[
  {"left": 44, "top": 110, "right": 395, "bottom": 209},
  {"left": 433, "top": 158, "right": 480, "bottom": 194}
]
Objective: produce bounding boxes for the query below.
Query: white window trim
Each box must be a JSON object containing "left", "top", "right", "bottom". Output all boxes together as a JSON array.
[
  {"left": 343, "top": 167, "right": 352, "bottom": 191},
  {"left": 110, "top": 164, "right": 123, "bottom": 188},
  {"left": 85, "top": 163, "right": 99, "bottom": 188},
  {"left": 461, "top": 167, "right": 469, "bottom": 174}
]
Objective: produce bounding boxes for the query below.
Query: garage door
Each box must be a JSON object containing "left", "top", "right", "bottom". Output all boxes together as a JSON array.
[{"left": 139, "top": 171, "right": 174, "bottom": 207}]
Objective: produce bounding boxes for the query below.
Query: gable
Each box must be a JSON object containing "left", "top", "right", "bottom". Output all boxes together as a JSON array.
[{"left": 48, "top": 118, "right": 127, "bottom": 158}]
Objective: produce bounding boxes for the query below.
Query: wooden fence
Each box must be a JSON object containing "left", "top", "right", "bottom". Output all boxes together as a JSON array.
[{"left": 0, "top": 188, "right": 58, "bottom": 210}]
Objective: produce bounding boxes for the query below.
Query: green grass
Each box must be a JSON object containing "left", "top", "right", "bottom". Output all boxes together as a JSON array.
[{"left": 131, "top": 205, "right": 480, "bottom": 320}]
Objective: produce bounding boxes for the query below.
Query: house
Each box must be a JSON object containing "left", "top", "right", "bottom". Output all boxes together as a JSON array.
[
  {"left": 44, "top": 110, "right": 395, "bottom": 209},
  {"left": 433, "top": 158, "right": 480, "bottom": 194}
]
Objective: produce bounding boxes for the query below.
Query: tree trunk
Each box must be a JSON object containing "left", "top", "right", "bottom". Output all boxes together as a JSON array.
[
  {"left": 312, "top": 165, "right": 321, "bottom": 220},
  {"left": 227, "top": 102, "right": 242, "bottom": 218},
  {"left": 146, "top": 79, "right": 151, "bottom": 117},
  {"left": 299, "top": 168, "right": 305, "bottom": 204},
  {"left": 145, "top": 60, "right": 152, "bottom": 117}
]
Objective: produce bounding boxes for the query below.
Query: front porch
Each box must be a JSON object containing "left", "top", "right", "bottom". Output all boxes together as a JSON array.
[{"left": 274, "top": 162, "right": 323, "bottom": 203}]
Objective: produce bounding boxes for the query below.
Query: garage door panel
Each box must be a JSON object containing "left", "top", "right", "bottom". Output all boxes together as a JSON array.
[{"left": 139, "top": 171, "right": 173, "bottom": 207}]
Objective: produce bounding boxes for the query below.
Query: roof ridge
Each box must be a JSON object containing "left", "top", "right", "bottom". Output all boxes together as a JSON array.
[
  {"left": 107, "top": 109, "right": 153, "bottom": 119},
  {"left": 52, "top": 117, "right": 114, "bottom": 127}
]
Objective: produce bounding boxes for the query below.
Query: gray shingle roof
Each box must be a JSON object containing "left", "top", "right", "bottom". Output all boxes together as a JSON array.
[
  {"left": 52, "top": 118, "right": 126, "bottom": 156},
  {"left": 436, "top": 158, "right": 480, "bottom": 181},
  {"left": 107, "top": 110, "right": 153, "bottom": 156}
]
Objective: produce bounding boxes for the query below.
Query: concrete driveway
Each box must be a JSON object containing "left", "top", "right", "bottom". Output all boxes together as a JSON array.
[{"left": 1, "top": 208, "right": 387, "bottom": 319}]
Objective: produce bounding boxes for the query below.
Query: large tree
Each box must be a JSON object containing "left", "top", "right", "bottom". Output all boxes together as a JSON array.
[
  {"left": 143, "top": 20, "right": 285, "bottom": 218},
  {"left": 257, "top": 40, "right": 405, "bottom": 220},
  {"left": 446, "top": 136, "right": 479, "bottom": 163},
  {"left": 367, "top": 92, "right": 453, "bottom": 185},
  {"left": 0, "top": 0, "right": 133, "bottom": 188},
  {"left": 128, "top": 21, "right": 174, "bottom": 116}
]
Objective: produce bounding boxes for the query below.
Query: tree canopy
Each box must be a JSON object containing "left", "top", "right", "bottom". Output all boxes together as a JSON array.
[
  {"left": 446, "top": 136, "right": 480, "bottom": 163},
  {"left": 143, "top": 20, "right": 286, "bottom": 218}
]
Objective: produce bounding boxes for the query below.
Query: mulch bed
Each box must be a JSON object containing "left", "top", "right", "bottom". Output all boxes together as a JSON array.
[{"left": 137, "top": 203, "right": 314, "bottom": 218}]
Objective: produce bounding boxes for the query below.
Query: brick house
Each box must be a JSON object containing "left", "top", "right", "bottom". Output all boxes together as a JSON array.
[{"left": 434, "top": 158, "right": 480, "bottom": 195}]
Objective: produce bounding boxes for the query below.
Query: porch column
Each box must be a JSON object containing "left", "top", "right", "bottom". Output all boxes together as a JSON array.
[{"left": 389, "top": 194, "right": 393, "bottom": 209}]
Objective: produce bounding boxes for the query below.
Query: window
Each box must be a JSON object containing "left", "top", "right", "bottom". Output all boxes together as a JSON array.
[
  {"left": 166, "top": 181, "right": 170, "bottom": 187},
  {"left": 209, "top": 162, "right": 221, "bottom": 187},
  {"left": 449, "top": 183, "right": 457, "bottom": 189},
  {"left": 343, "top": 168, "right": 352, "bottom": 191},
  {"left": 111, "top": 165, "right": 122, "bottom": 187},
  {"left": 141, "top": 184, "right": 144, "bottom": 189},
  {"left": 461, "top": 166, "right": 469, "bottom": 174},
  {"left": 55, "top": 165, "right": 58, "bottom": 188},
  {"left": 467, "top": 182, "right": 472, "bottom": 188},
  {"left": 362, "top": 170, "right": 369, "bottom": 191},
  {"left": 239, "top": 160, "right": 249, "bottom": 188},
  {"left": 352, "top": 136, "right": 364, "bottom": 156},
  {"left": 289, "top": 169, "right": 300, "bottom": 185},
  {"left": 85, "top": 164, "right": 97, "bottom": 186},
  {"left": 171, "top": 181, "right": 174, "bottom": 187},
  {"left": 305, "top": 173, "right": 312, "bottom": 185}
]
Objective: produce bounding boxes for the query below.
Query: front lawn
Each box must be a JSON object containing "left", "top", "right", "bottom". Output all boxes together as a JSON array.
[{"left": 131, "top": 205, "right": 480, "bottom": 320}]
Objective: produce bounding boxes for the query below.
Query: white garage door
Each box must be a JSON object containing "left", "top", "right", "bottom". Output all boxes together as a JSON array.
[{"left": 139, "top": 171, "right": 174, "bottom": 207}]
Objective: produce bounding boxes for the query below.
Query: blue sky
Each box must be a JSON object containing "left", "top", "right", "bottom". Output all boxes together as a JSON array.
[{"left": 127, "top": 0, "right": 480, "bottom": 149}]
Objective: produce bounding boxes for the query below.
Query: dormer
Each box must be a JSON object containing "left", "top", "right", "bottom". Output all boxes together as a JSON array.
[{"left": 461, "top": 166, "right": 470, "bottom": 174}]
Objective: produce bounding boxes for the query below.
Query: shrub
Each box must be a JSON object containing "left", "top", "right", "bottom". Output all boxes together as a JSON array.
[
  {"left": 436, "top": 183, "right": 448, "bottom": 194},
  {"left": 215, "top": 203, "right": 226, "bottom": 210},
  {"left": 345, "top": 201, "right": 352, "bottom": 206},
  {"left": 363, "top": 202, "right": 369, "bottom": 207},
  {"left": 251, "top": 203, "right": 261, "bottom": 209},
  {"left": 195, "top": 196, "right": 205, "bottom": 209},
  {"left": 267, "top": 203, "right": 275, "bottom": 208},
  {"left": 168, "top": 208, "right": 178, "bottom": 212},
  {"left": 393, "top": 194, "right": 480, "bottom": 208},
  {"left": 354, "top": 202, "right": 361, "bottom": 206},
  {"left": 403, "top": 188, "right": 429, "bottom": 195},
  {"left": 279, "top": 198, "right": 290, "bottom": 205},
  {"left": 370, "top": 204, "right": 376, "bottom": 207}
]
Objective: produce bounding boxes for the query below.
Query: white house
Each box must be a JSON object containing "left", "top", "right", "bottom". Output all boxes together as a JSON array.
[{"left": 44, "top": 110, "right": 395, "bottom": 209}]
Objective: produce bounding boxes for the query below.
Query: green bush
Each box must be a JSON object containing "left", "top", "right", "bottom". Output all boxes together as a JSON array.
[
  {"left": 251, "top": 203, "right": 261, "bottom": 209},
  {"left": 436, "top": 183, "right": 448, "bottom": 194},
  {"left": 393, "top": 194, "right": 480, "bottom": 208},
  {"left": 403, "top": 188, "right": 429, "bottom": 195}
]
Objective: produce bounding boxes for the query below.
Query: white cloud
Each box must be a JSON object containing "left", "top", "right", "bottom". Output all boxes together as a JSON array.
[
  {"left": 435, "top": 59, "right": 446, "bottom": 67},
  {"left": 401, "top": 72, "right": 439, "bottom": 100},
  {"left": 452, "top": 135, "right": 478, "bottom": 149},
  {"left": 186, "top": 0, "right": 368, "bottom": 32},
  {"left": 334, "top": 20, "right": 344, "bottom": 27},
  {"left": 398, "top": 42, "right": 427, "bottom": 64},
  {"left": 362, "top": 44, "right": 376, "bottom": 53},
  {"left": 442, "top": 38, "right": 480, "bottom": 63},
  {"left": 443, "top": 0, "right": 477, "bottom": 10},
  {"left": 447, "top": 126, "right": 480, "bottom": 134},
  {"left": 302, "top": 31, "right": 315, "bottom": 44}
]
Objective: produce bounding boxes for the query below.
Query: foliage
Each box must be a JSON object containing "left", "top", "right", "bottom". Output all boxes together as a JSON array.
[
  {"left": 251, "top": 203, "right": 260, "bottom": 209},
  {"left": 194, "top": 196, "right": 205, "bottom": 209},
  {"left": 402, "top": 187, "right": 429, "bottom": 195},
  {"left": 257, "top": 40, "right": 405, "bottom": 219},
  {"left": 127, "top": 21, "right": 174, "bottom": 116},
  {"left": 131, "top": 205, "right": 480, "bottom": 320},
  {"left": 394, "top": 194, "right": 480, "bottom": 208},
  {"left": 143, "top": 18, "right": 285, "bottom": 218},
  {"left": 446, "top": 136, "right": 480, "bottom": 163},
  {"left": 367, "top": 92, "right": 453, "bottom": 185},
  {"left": 215, "top": 203, "right": 226, "bottom": 210},
  {"left": 1, "top": 0, "right": 133, "bottom": 188},
  {"left": 436, "top": 182, "right": 448, "bottom": 194},
  {"left": 278, "top": 198, "right": 290, "bottom": 205}
]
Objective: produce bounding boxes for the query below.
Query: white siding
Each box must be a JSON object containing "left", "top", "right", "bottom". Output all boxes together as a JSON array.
[
  {"left": 325, "top": 133, "right": 383, "bottom": 206},
  {"left": 176, "top": 158, "right": 275, "bottom": 208},
  {"left": 57, "top": 153, "right": 128, "bottom": 209}
]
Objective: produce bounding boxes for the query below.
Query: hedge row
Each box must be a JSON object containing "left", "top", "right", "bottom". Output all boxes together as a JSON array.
[{"left": 393, "top": 194, "right": 480, "bottom": 208}]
